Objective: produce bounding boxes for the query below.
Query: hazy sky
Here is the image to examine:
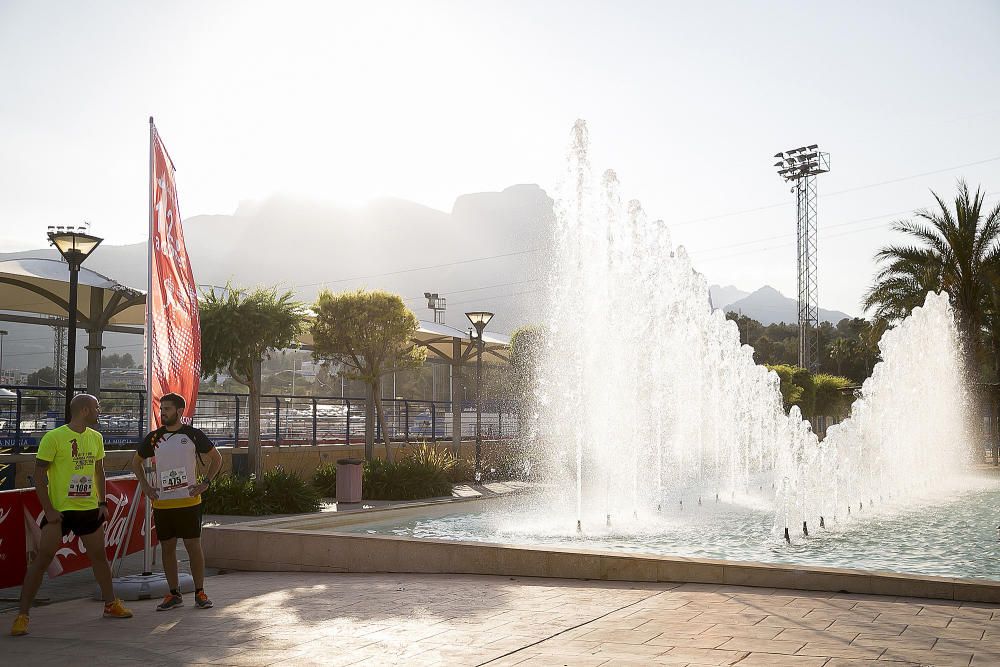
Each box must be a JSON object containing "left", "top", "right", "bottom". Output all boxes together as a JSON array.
[{"left": 2, "top": 0, "right": 999, "bottom": 314}]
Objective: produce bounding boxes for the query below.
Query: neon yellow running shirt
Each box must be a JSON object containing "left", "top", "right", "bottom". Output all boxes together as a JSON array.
[{"left": 36, "top": 425, "right": 105, "bottom": 511}]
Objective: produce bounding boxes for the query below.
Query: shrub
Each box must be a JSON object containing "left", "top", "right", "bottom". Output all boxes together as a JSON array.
[
  {"left": 312, "top": 462, "right": 337, "bottom": 497},
  {"left": 407, "top": 443, "right": 476, "bottom": 483},
  {"left": 363, "top": 456, "right": 452, "bottom": 500},
  {"left": 203, "top": 466, "right": 321, "bottom": 515},
  {"left": 202, "top": 474, "right": 270, "bottom": 515},
  {"left": 260, "top": 466, "right": 322, "bottom": 513}
]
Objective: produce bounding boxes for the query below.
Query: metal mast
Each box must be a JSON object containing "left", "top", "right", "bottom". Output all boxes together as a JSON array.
[{"left": 774, "top": 145, "right": 830, "bottom": 372}]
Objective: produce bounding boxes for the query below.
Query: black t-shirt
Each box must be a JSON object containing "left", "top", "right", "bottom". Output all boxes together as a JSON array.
[{"left": 137, "top": 424, "right": 214, "bottom": 459}]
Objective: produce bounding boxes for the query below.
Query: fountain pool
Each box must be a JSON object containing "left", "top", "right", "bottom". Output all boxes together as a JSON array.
[{"left": 340, "top": 477, "right": 1000, "bottom": 582}]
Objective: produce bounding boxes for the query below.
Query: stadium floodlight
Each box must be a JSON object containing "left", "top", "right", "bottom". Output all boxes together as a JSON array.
[{"left": 772, "top": 144, "right": 831, "bottom": 373}]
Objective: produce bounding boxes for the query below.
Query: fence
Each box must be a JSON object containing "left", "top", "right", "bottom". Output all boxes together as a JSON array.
[{"left": 0, "top": 386, "right": 521, "bottom": 453}]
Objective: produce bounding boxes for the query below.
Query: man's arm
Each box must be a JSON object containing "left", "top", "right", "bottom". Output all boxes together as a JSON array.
[
  {"left": 33, "top": 460, "right": 62, "bottom": 524},
  {"left": 129, "top": 453, "right": 158, "bottom": 500},
  {"left": 95, "top": 458, "right": 108, "bottom": 520},
  {"left": 191, "top": 447, "right": 223, "bottom": 497}
]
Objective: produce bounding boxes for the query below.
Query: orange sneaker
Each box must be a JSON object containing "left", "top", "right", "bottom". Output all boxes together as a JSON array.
[
  {"left": 195, "top": 590, "right": 213, "bottom": 609},
  {"left": 10, "top": 613, "right": 29, "bottom": 636},
  {"left": 103, "top": 598, "right": 133, "bottom": 618}
]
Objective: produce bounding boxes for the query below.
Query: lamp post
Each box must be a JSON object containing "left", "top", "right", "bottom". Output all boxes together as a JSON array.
[
  {"left": 465, "top": 310, "right": 494, "bottom": 483},
  {"left": 0, "top": 330, "right": 7, "bottom": 384},
  {"left": 47, "top": 226, "right": 103, "bottom": 422}
]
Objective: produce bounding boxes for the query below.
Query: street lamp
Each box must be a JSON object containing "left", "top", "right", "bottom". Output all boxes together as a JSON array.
[
  {"left": 0, "top": 329, "right": 7, "bottom": 384},
  {"left": 47, "top": 225, "right": 103, "bottom": 422},
  {"left": 465, "top": 310, "right": 494, "bottom": 483}
]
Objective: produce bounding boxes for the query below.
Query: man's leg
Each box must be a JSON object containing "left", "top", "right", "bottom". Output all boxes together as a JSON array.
[
  {"left": 183, "top": 537, "right": 205, "bottom": 591},
  {"left": 80, "top": 526, "right": 115, "bottom": 603},
  {"left": 160, "top": 538, "right": 179, "bottom": 591},
  {"left": 18, "top": 523, "right": 63, "bottom": 615}
]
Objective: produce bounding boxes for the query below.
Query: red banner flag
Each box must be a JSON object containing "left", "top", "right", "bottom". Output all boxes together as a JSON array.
[{"left": 147, "top": 118, "right": 201, "bottom": 428}]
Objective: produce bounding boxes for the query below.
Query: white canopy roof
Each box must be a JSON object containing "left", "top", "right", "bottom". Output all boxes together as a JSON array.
[
  {"left": 297, "top": 318, "right": 510, "bottom": 365},
  {"left": 0, "top": 258, "right": 145, "bottom": 330}
]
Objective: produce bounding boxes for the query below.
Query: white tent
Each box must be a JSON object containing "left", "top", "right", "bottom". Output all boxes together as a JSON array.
[{"left": 0, "top": 258, "right": 145, "bottom": 392}]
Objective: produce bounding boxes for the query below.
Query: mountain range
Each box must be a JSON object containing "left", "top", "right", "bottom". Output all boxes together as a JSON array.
[
  {"left": 710, "top": 284, "right": 853, "bottom": 325},
  {"left": 0, "top": 186, "right": 853, "bottom": 373}
]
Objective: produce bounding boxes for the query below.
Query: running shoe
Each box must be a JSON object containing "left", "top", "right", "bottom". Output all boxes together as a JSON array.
[
  {"left": 156, "top": 593, "right": 184, "bottom": 611},
  {"left": 195, "top": 590, "right": 213, "bottom": 609},
  {"left": 104, "top": 598, "right": 134, "bottom": 618},
  {"left": 10, "top": 613, "right": 29, "bottom": 636}
]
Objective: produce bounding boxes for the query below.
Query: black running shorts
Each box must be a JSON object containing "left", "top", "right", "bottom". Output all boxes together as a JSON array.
[
  {"left": 153, "top": 505, "right": 203, "bottom": 541},
  {"left": 41, "top": 508, "right": 104, "bottom": 537}
]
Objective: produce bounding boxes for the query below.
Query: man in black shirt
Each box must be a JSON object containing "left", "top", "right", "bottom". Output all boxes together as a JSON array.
[{"left": 130, "top": 393, "right": 222, "bottom": 611}]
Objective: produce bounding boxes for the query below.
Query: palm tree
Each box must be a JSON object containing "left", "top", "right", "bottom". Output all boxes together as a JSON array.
[
  {"left": 863, "top": 180, "right": 1000, "bottom": 374},
  {"left": 828, "top": 337, "right": 855, "bottom": 376}
]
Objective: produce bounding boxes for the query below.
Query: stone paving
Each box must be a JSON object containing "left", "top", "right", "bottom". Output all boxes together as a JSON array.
[{"left": 2, "top": 572, "right": 999, "bottom": 666}]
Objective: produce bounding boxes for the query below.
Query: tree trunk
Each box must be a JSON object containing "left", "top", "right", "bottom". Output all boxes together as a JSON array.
[
  {"left": 248, "top": 358, "right": 263, "bottom": 478},
  {"left": 373, "top": 379, "right": 394, "bottom": 463},
  {"left": 364, "top": 382, "right": 375, "bottom": 461}
]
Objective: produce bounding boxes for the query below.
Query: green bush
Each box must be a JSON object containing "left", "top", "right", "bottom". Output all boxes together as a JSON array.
[
  {"left": 309, "top": 446, "right": 465, "bottom": 502},
  {"left": 408, "top": 443, "right": 474, "bottom": 483},
  {"left": 201, "top": 474, "right": 270, "bottom": 515},
  {"left": 312, "top": 462, "right": 337, "bottom": 497},
  {"left": 261, "top": 466, "right": 322, "bottom": 513},
  {"left": 203, "top": 466, "right": 321, "bottom": 515},
  {"left": 766, "top": 364, "right": 855, "bottom": 420},
  {"left": 363, "top": 456, "right": 452, "bottom": 500},
  {"left": 813, "top": 373, "right": 855, "bottom": 419}
]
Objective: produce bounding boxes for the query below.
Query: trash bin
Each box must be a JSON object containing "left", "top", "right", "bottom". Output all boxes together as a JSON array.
[{"left": 336, "top": 458, "right": 363, "bottom": 504}]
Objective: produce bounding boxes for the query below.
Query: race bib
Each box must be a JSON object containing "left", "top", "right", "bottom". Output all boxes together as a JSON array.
[
  {"left": 160, "top": 467, "right": 189, "bottom": 492},
  {"left": 68, "top": 474, "right": 93, "bottom": 497}
]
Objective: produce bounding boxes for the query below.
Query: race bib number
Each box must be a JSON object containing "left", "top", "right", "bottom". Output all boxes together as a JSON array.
[
  {"left": 68, "top": 474, "right": 93, "bottom": 497},
  {"left": 160, "top": 467, "right": 189, "bottom": 492}
]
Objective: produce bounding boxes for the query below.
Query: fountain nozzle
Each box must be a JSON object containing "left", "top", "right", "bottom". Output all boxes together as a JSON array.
[
  {"left": 606, "top": 514, "right": 611, "bottom": 528},
  {"left": 576, "top": 520, "right": 582, "bottom": 533},
  {"left": 784, "top": 527, "right": 790, "bottom": 544},
  {"left": 820, "top": 516, "right": 825, "bottom": 529},
  {"left": 803, "top": 521, "right": 809, "bottom": 537},
  {"left": 657, "top": 503, "right": 661, "bottom": 512},
  {"left": 698, "top": 497, "right": 702, "bottom": 506}
]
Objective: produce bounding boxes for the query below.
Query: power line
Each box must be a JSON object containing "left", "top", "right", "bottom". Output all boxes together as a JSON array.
[{"left": 672, "top": 153, "right": 1000, "bottom": 227}]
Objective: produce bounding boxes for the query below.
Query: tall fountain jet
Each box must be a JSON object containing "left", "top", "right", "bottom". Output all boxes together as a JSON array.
[{"left": 533, "top": 120, "right": 971, "bottom": 539}]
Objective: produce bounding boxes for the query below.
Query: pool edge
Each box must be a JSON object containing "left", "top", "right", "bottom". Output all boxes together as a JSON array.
[{"left": 202, "top": 500, "right": 1000, "bottom": 605}]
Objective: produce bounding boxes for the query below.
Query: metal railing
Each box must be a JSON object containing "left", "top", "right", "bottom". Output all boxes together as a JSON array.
[{"left": 0, "top": 385, "right": 520, "bottom": 453}]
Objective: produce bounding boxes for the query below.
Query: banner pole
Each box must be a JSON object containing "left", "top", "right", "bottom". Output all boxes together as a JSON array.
[{"left": 144, "top": 116, "right": 155, "bottom": 576}]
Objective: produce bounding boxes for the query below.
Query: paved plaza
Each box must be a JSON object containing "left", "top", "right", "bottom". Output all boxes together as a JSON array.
[{"left": 2, "top": 571, "right": 998, "bottom": 666}]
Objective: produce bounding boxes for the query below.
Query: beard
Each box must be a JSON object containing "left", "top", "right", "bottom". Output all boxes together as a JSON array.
[{"left": 162, "top": 414, "right": 179, "bottom": 426}]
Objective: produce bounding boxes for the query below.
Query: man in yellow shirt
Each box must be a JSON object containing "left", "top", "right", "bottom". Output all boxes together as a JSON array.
[
  {"left": 131, "top": 392, "right": 222, "bottom": 611},
  {"left": 10, "top": 394, "right": 133, "bottom": 636}
]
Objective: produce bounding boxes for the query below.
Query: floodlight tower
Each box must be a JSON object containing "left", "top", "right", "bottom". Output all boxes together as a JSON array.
[
  {"left": 424, "top": 292, "right": 447, "bottom": 324},
  {"left": 773, "top": 145, "right": 830, "bottom": 372}
]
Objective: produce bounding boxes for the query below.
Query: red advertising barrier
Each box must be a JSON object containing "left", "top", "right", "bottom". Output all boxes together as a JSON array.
[{"left": 0, "top": 477, "right": 157, "bottom": 589}]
